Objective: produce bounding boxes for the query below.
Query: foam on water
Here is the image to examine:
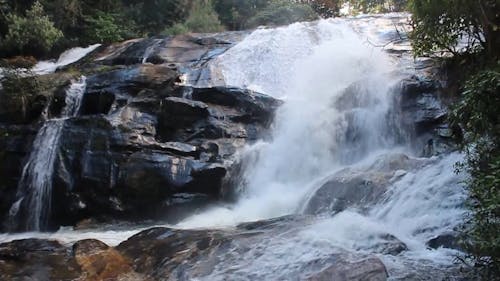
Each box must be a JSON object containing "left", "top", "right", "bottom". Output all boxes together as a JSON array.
[
  {"left": 175, "top": 16, "right": 467, "bottom": 279},
  {"left": 178, "top": 18, "right": 400, "bottom": 229},
  {"left": 1, "top": 15, "right": 467, "bottom": 279},
  {"left": 32, "top": 44, "right": 101, "bottom": 75}
]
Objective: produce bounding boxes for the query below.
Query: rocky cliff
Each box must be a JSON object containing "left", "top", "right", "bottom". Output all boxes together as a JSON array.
[{"left": 0, "top": 33, "right": 280, "bottom": 231}]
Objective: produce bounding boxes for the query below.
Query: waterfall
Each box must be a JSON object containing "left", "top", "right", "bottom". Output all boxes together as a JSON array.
[
  {"left": 8, "top": 77, "right": 87, "bottom": 231},
  {"left": 178, "top": 19, "right": 403, "bottom": 228},
  {"left": 175, "top": 16, "right": 467, "bottom": 278},
  {"left": 61, "top": 77, "right": 87, "bottom": 117}
]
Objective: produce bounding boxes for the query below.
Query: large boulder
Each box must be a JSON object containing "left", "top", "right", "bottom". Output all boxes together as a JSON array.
[
  {"left": 304, "top": 153, "right": 427, "bottom": 215},
  {"left": 0, "top": 238, "right": 148, "bottom": 281},
  {"left": 116, "top": 225, "right": 388, "bottom": 281},
  {"left": 396, "top": 76, "right": 457, "bottom": 156},
  {"left": 306, "top": 257, "right": 387, "bottom": 281},
  {"left": 0, "top": 239, "right": 81, "bottom": 281}
]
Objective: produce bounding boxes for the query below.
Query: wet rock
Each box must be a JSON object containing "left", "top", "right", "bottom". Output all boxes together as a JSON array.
[
  {"left": 191, "top": 87, "right": 282, "bottom": 125},
  {"left": 0, "top": 238, "right": 148, "bottom": 281},
  {"left": 116, "top": 227, "right": 230, "bottom": 279},
  {"left": 306, "top": 257, "right": 388, "bottom": 281},
  {"left": 305, "top": 176, "right": 387, "bottom": 215},
  {"left": 157, "top": 97, "right": 209, "bottom": 138},
  {"left": 81, "top": 64, "right": 178, "bottom": 115},
  {"left": 366, "top": 234, "right": 408, "bottom": 255},
  {"left": 116, "top": 225, "right": 389, "bottom": 281},
  {"left": 0, "top": 72, "right": 75, "bottom": 124},
  {"left": 0, "top": 29, "right": 280, "bottom": 230},
  {"left": 426, "top": 233, "right": 462, "bottom": 251},
  {"left": 73, "top": 239, "right": 146, "bottom": 281},
  {"left": 304, "top": 153, "right": 425, "bottom": 215},
  {"left": 0, "top": 125, "right": 37, "bottom": 230},
  {"left": 397, "top": 76, "right": 458, "bottom": 156},
  {"left": 399, "top": 77, "right": 447, "bottom": 132},
  {"left": 0, "top": 239, "right": 81, "bottom": 281}
]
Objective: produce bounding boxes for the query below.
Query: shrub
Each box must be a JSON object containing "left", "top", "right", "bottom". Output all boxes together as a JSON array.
[
  {"left": 162, "top": 23, "right": 190, "bottom": 36},
  {"left": 2, "top": 1, "right": 63, "bottom": 56},
  {"left": 450, "top": 70, "right": 500, "bottom": 279},
  {"left": 184, "top": 1, "right": 225, "bottom": 33},
  {"left": 83, "top": 11, "right": 124, "bottom": 44}
]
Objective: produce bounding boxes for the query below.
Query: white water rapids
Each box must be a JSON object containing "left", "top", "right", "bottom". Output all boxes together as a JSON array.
[
  {"left": 0, "top": 14, "right": 467, "bottom": 280},
  {"left": 32, "top": 44, "right": 101, "bottom": 75},
  {"left": 171, "top": 17, "right": 467, "bottom": 278}
]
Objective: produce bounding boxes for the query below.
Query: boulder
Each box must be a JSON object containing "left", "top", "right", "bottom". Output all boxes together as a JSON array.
[
  {"left": 73, "top": 239, "right": 146, "bottom": 281},
  {"left": 304, "top": 153, "right": 425, "bottom": 215},
  {"left": 0, "top": 239, "right": 81, "bottom": 281},
  {"left": 116, "top": 225, "right": 389, "bottom": 281},
  {"left": 0, "top": 238, "right": 148, "bottom": 281},
  {"left": 426, "top": 233, "right": 462, "bottom": 251},
  {"left": 306, "top": 257, "right": 388, "bottom": 281},
  {"left": 397, "top": 76, "right": 457, "bottom": 156}
]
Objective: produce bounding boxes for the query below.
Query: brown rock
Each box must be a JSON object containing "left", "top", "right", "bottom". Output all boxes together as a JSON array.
[
  {"left": 73, "top": 239, "right": 148, "bottom": 281},
  {"left": 306, "top": 257, "right": 388, "bottom": 281}
]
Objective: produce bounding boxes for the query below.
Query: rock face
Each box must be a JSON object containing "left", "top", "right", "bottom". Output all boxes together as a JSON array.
[
  {"left": 397, "top": 76, "right": 457, "bottom": 156},
  {"left": 0, "top": 33, "right": 281, "bottom": 231},
  {"left": 0, "top": 220, "right": 388, "bottom": 281}
]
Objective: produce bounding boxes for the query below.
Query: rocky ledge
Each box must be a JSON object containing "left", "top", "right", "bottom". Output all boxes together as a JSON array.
[{"left": 0, "top": 33, "right": 281, "bottom": 231}]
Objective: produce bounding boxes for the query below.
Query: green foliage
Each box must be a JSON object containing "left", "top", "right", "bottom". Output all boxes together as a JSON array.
[
  {"left": 162, "top": 23, "right": 190, "bottom": 36},
  {"left": 299, "top": 0, "right": 341, "bottom": 17},
  {"left": 460, "top": 156, "right": 500, "bottom": 280},
  {"left": 83, "top": 12, "right": 124, "bottom": 44},
  {"left": 3, "top": 1, "right": 63, "bottom": 56},
  {"left": 449, "top": 70, "right": 500, "bottom": 279},
  {"left": 246, "top": 0, "right": 318, "bottom": 28},
  {"left": 136, "top": 0, "right": 191, "bottom": 35},
  {"left": 408, "top": 2, "right": 499, "bottom": 278},
  {"left": 343, "top": 0, "right": 407, "bottom": 14},
  {"left": 409, "top": 0, "right": 500, "bottom": 58},
  {"left": 451, "top": 71, "right": 500, "bottom": 143},
  {"left": 213, "top": 0, "right": 270, "bottom": 30},
  {"left": 184, "top": 1, "right": 224, "bottom": 33}
]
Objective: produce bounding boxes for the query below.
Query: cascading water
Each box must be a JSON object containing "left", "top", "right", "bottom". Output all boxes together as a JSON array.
[
  {"left": 142, "top": 39, "right": 163, "bottom": 64},
  {"left": 178, "top": 19, "right": 403, "bottom": 228},
  {"left": 32, "top": 44, "right": 101, "bottom": 75},
  {"left": 0, "top": 14, "right": 468, "bottom": 280},
  {"left": 8, "top": 77, "right": 87, "bottom": 231},
  {"left": 175, "top": 16, "right": 467, "bottom": 279}
]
